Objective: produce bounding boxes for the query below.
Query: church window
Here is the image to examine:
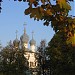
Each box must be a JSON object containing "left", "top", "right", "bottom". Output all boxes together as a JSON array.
[{"left": 30, "top": 62, "right": 33, "bottom": 67}]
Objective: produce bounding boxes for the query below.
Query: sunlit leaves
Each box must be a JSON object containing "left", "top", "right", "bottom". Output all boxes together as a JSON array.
[
  {"left": 56, "top": 0, "right": 71, "bottom": 10},
  {"left": 56, "top": 0, "right": 65, "bottom": 8},
  {"left": 66, "top": 18, "right": 75, "bottom": 46},
  {"left": 66, "top": 33, "right": 75, "bottom": 47}
]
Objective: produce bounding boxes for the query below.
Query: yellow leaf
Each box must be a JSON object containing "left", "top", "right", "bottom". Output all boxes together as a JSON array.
[
  {"left": 46, "top": 9, "right": 52, "bottom": 16},
  {"left": 56, "top": 0, "right": 71, "bottom": 10}
]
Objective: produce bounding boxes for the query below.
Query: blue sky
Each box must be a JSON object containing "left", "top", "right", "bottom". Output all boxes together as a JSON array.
[{"left": 0, "top": 0, "right": 74, "bottom": 47}]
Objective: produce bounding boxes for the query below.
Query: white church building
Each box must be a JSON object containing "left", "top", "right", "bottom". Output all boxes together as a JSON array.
[{"left": 12, "top": 26, "right": 39, "bottom": 75}]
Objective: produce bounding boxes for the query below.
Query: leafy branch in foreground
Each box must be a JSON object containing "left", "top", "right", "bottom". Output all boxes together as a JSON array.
[{"left": 24, "top": 0, "right": 75, "bottom": 46}]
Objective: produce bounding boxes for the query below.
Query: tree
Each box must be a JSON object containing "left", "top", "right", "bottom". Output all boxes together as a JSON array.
[
  {"left": 24, "top": 0, "right": 75, "bottom": 46},
  {"left": 46, "top": 31, "right": 75, "bottom": 75},
  {"left": 21, "top": 0, "right": 75, "bottom": 74},
  {"left": 0, "top": 44, "right": 29, "bottom": 75},
  {"left": 37, "top": 40, "right": 50, "bottom": 75}
]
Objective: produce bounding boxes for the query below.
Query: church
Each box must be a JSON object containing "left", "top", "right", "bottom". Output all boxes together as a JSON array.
[{"left": 11, "top": 26, "right": 39, "bottom": 75}]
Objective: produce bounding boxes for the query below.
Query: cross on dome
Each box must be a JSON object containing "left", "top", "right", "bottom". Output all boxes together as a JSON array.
[
  {"left": 16, "top": 30, "right": 18, "bottom": 39},
  {"left": 23, "top": 22, "right": 27, "bottom": 34},
  {"left": 20, "top": 22, "right": 29, "bottom": 44},
  {"left": 32, "top": 31, "right": 34, "bottom": 39}
]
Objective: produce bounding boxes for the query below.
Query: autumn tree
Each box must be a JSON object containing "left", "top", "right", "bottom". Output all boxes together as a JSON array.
[
  {"left": 19, "top": 0, "right": 75, "bottom": 74},
  {"left": 22, "top": 0, "right": 75, "bottom": 46},
  {"left": 23, "top": 2, "right": 75, "bottom": 73},
  {"left": 46, "top": 31, "right": 75, "bottom": 75}
]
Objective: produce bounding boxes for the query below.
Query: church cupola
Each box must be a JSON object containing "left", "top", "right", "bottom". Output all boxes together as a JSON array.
[
  {"left": 30, "top": 31, "right": 36, "bottom": 52},
  {"left": 13, "top": 30, "right": 20, "bottom": 48},
  {"left": 20, "top": 23, "right": 29, "bottom": 48}
]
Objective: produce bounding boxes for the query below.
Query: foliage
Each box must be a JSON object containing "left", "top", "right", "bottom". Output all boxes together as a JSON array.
[
  {"left": 20, "top": 0, "right": 75, "bottom": 46},
  {"left": 37, "top": 40, "right": 50, "bottom": 75},
  {"left": 0, "top": 45, "right": 29, "bottom": 75},
  {"left": 46, "top": 31, "right": 75, "bottom": 75}
]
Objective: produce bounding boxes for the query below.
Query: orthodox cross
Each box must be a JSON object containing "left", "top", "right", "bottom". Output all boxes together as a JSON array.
[
  {"left": 23, "top": 22, "right": 27, "bottom": 27},
  {"left": 16, "top": 30, "right": 18, "bottom": 39},
  {"left": 32, "top": 31, "right": 34, "bottom": 39},
  {"left": 23, "top": 22, "right": 27, "bottom": 34}
]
